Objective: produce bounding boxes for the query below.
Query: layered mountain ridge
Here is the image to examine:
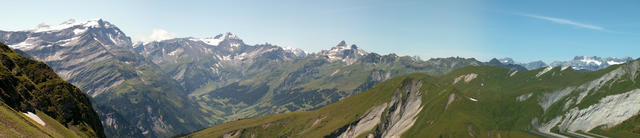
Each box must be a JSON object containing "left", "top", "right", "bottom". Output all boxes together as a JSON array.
[
  {"left": 1, "top": 19, "right": 208, "bottom": 137},
  {"left": 499, "top": 56, "right": 634, "bottom": 71},
  {"left": 187, "top": 57, "right": 640, "bottom": 138}
]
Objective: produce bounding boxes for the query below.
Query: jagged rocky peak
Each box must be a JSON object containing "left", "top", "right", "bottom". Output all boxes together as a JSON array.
[
  {"left": 331, "top": 40, "right": 362, "bottom": 52},
  {"left": 489, "top": 58, "right": 503, "bottom": 64},
  {"left": 214, "top": 32, "right": 240, "bottom": 40},
  {"left": 190, "top": 32, "right": 243, "bottom": 46},
  {"left": 318, "top": 40, "right": 368, "bottom": 65},
  {"left": 283, "top": 46, "right": 307, "bottom": 57},
  {"left": 322, "top": 40, "right": 367, "bottom": 56}
]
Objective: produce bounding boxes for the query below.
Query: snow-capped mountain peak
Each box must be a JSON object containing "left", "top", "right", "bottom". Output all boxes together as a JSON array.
[
  {"left": 325, "top": 40, "right": 366, "bottom": 55},
  {"left": 575, "top": 56, "right": 603, "bottom": 66},
  {"left": 283, "top": 46, "right": 307, "bottom": 57},
  {"left": 318, "top": 40, "right": 368, "bottom": 65},
  {"left": 4, "top": 18, "right": 130, "bottom": 52},
  {"left": 30, "top": 18, "right": 112, "bottom": 33},
  {"left": 551, "top": 56, "right": 633, "bottom": 71},
  {"left": 190, "top": 32, "right": 242, "bottom": 46},
  {"left": 215, "top": 32, "right": 239, "bottom": 40}
]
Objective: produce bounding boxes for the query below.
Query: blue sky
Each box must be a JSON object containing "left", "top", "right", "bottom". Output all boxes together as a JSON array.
[{"left": 1, "top": 0, "right": 638, "bottom": 63}]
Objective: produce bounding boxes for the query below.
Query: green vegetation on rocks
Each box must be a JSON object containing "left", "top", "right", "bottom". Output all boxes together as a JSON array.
[{"left": 0, "top": 42, "right": 105, "bottom": 137}]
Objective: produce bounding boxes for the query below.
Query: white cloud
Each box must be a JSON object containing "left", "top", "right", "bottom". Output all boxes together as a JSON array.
[
  {"left": 132, "top": 29, "right": 176, "bottom": 43},
  {"left": 520, "top": 14, "right": 606, "bottom": 31}
]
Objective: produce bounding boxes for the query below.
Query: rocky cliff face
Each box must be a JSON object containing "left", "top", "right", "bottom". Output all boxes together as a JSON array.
[
  {"left": 0, "top": 19, "right": 133, "bottom": 97},
  {"left": 333, "top": 80, "right": 423, "bottom": 138},
  {"left": 133, "top": 33, "right": 305, "bottom": 93}
]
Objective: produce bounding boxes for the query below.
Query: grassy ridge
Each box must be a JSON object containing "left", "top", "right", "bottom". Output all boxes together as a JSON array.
[{"left": 186, "top": 59, "right": 640, "bottom": 137}]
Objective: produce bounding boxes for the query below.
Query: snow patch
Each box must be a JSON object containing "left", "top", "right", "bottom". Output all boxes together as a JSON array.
[
  {"left": 607, "top": 61, "right": 623, "bottom": 65},
  {"left": 31, "top": 19, "right": 82, "bottom": 32},
  {"left": 230, "top": 43, "right": 241, "bottom": 47},
  {"left": 83, "top": 19, "right": 102, "bottom": 28},
  {"left": 509, "top": 71, "right": 518, "bottom": 77},
  {"left": 59, "top": 36, "right": 82, "bottom": 46},
  {"left": 190, "top": 37, "right": 224, "bottom": 46},
  {"left": 283, "top": 46, "right": 306, "bottom": 57},
  {"left": 561, "top": 66, "right": 569, "bottom": 71},
  {"left": 9, "top": 41, "right": 36, "bottom": 50},
  {"left": 579, "top": 56, "right": 602, "bottom": 66},
  {"left": 23, "top": 112, "right": 46, "bottom": 126},
  {"left": 30, "top": 19, "right": 104, "bottom": 33},
  {"left": 73, "top": 27, "right": 88, "bottom": 34}
]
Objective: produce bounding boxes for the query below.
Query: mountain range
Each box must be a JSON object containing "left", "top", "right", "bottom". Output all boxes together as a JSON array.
[
  {"left": 499, "top": 56, "right": 634, "bottom": 71},
  {"left": 187, "top": 57, "right": 640, "bottom": 138},
  {"left": 1, "top": 19, "right": 207, "bottom": 137},
  {"left": 1, "top": 19, "right": 637, "bottom": 137}
]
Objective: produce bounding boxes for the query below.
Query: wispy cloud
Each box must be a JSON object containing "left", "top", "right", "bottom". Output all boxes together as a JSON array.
[
  {"left": 519, "top": 13, "right": 607, "bottom": 31},
  {"left": 132, "top": 29, "right": 176, "bottom": 43}
]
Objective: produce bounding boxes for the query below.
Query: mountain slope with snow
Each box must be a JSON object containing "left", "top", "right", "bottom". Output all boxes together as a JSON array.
[
  {"left": 551, "top": 56, "right": 633, "bottom": 71},
  {"left": 0, "top": 19, "right": 208, "bottom": 137}
]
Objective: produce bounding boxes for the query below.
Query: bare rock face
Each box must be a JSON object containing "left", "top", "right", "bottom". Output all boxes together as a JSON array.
[
  {"left": 534, "top": 60, "right": 640, "bottom": 137},
  {"left": 334, "top": 79, "right": 424, "bottom": 138},
  {"left": 0, "top": 19, "right": 206, "bottom": 137},
  {"left": 558, "top": 89, "right": 640, "bottom": 132},
  {"left": 379, "top": 80, "right": 424, "bottom": 138},
  {"left": 337, "top": 103, "right": 387, "bottom": 138}
]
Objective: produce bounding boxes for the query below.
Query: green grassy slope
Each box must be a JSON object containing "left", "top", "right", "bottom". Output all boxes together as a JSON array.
[
  {"left": 186, "top": 74, "right": 424, "bottom": 138},
  {"left": 186, "top": 59, "right": 640, "bottom": 138},
  {"left": 0, "top": 102, "right": 84, "bottom": 138},
  {"left": 0, "top": 42, "right": 105, "bottom": 137},
  {"left": 193, "top": 56, "right": 485, "bottom": 125}
]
